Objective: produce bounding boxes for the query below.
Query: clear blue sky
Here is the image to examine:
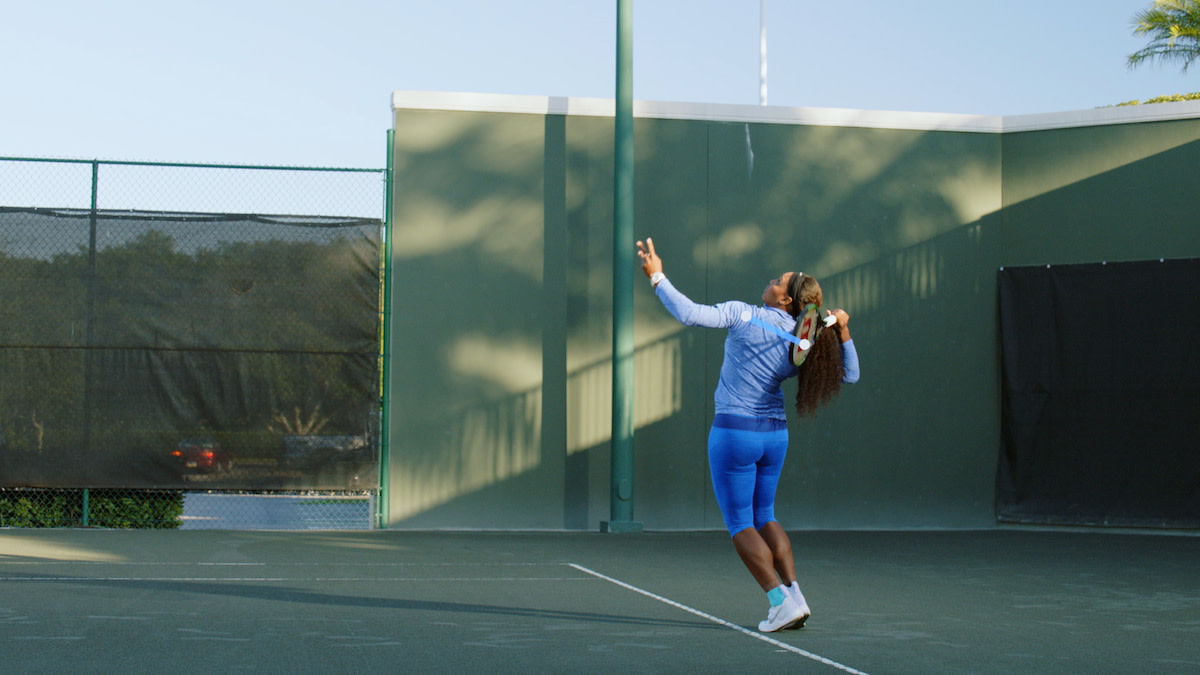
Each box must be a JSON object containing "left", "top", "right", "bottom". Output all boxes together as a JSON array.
[{"left": 3, "top": 0, "right": 1195, "bottom": 169}]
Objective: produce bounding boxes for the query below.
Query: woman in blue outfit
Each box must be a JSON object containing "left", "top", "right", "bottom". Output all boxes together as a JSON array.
[{"left": 636, "top": 237, "right": 860, "bottom": 633}]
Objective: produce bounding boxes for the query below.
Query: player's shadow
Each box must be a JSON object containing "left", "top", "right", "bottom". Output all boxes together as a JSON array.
[{"left": 23, "top": 573, "right": 720, "bottom": 631}]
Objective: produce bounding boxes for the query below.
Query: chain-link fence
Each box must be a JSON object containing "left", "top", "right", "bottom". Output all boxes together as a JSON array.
[{"left": 0, "top": 157, "right": 387, "bottom": 529}]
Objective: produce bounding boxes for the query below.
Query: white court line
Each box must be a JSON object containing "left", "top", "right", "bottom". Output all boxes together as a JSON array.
[{"left": 568, "top": 563, "right": 870, "bottom": 675}]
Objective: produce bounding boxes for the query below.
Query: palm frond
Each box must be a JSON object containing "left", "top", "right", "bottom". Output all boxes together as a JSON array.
[{"left": 1128, "top": 0, "right": 1200, "bottom": 72}]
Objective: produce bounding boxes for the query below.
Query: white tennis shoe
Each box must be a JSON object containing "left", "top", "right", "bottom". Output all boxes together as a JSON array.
[
  {"left": 785, "top": 581, "right": 812, "bottom": 628},
  {"left": 757, "top": 595, "right": 807, "bottom": 633}
]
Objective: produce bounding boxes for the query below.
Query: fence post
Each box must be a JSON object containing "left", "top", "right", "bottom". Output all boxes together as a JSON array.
[
  {"left": 84, "top": 161, "right": 99, "bottom": 465},
  {"left": 376, "top": 130, "right": 395, "bottom": 529}
]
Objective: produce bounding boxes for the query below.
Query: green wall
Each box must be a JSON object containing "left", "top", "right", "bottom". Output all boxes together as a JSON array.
[
  {"left": 1000, "top": 119, "right": 1200, "bottom": 265},
  {"left": 388, "top": 96, "right": 1199, "bottom": 531}
]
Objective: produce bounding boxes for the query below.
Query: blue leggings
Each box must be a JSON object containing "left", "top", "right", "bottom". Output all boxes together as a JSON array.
[{"left": 707, "top": 414, "right": 789, "bottom": 537}]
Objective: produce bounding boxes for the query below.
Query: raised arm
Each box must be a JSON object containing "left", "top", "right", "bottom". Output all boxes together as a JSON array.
[
  {"left": 827, "top": 309, "right": 860, "bottom": 384},
  {"left": 638, "top": 237, "right": 738, "bottom": 328}
]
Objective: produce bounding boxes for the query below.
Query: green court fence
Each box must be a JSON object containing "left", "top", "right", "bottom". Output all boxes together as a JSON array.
[{"left": 0, "top": 157, "right": 387, "bottom": 529}]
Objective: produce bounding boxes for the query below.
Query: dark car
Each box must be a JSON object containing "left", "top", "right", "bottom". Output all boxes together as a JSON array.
[{"left": 171, "top": 437, "right": 232, "bottom": 473}]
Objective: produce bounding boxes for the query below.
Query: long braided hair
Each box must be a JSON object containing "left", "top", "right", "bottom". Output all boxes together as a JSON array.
[{"left": 785, "top": 272, "right": 845, "bottom": 417}]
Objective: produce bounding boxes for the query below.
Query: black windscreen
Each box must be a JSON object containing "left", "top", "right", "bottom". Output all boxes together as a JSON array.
[
  {"left": 997, "top": 258, "right": 1200, "bottom": 528},
  {"left": 0, "top": 207, "right": 380, "bottom": 490}
]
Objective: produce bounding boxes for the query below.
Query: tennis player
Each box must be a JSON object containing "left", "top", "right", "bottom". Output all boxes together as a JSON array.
[{"left": 636, "top": 237, "right": 860, "bottom": 632}]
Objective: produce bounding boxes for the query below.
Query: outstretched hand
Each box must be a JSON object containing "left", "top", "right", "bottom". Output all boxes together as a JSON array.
[{"left": 636, "top": 238, "right": 663, "bottom": 278}]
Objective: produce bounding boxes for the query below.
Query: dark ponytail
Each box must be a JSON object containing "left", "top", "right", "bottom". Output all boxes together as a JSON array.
[
  {"left": 787, "top": 273, "right": 845, "bottom": 417},
  {"left": 794, "top": 327, "right": 845, "bottom": 417}
]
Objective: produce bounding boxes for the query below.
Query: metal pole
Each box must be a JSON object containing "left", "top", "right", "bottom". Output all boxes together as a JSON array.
[
  {"left": 760, "top": 0, "right": 768, "bottom": 106},
  {"left": 84, "top": 161, "right": 99, "bottom": 467},
  {"left": 604, "top": 0, "right": 642, "bottom": 534},
  {"left": 376, "top": 129, "right": 396, "bottom": 529}
]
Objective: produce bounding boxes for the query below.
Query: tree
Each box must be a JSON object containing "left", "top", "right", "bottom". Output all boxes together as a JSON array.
[{"left": 1128, "top": 0, "right": 1200, "bottom": 72}]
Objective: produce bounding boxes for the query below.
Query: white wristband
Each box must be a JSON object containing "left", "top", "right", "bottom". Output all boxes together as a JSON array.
[{"left": 649, "top": 272, "right": 665, "bottom": 288}]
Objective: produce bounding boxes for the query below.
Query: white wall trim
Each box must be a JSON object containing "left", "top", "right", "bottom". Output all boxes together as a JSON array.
[
  {"left": 392, "top": 90, "right": 1200, "bottom": 134},
  {"left": 1001, "top": 99, "right": 1200, "bottom": 132}
]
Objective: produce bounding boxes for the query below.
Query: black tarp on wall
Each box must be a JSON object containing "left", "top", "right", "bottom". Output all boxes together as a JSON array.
[{"left": 997, "top": 259, "right": 1200, "bottom": 528}]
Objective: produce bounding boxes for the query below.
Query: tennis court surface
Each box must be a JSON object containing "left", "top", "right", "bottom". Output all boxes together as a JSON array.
[{"left": 2, "top": 528, "right": 1197, "bottom": 674}]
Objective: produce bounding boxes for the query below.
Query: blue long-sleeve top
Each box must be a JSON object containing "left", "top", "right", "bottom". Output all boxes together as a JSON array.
[{"left": 654, "top": 277, "right": 860, "bottom": 421}]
